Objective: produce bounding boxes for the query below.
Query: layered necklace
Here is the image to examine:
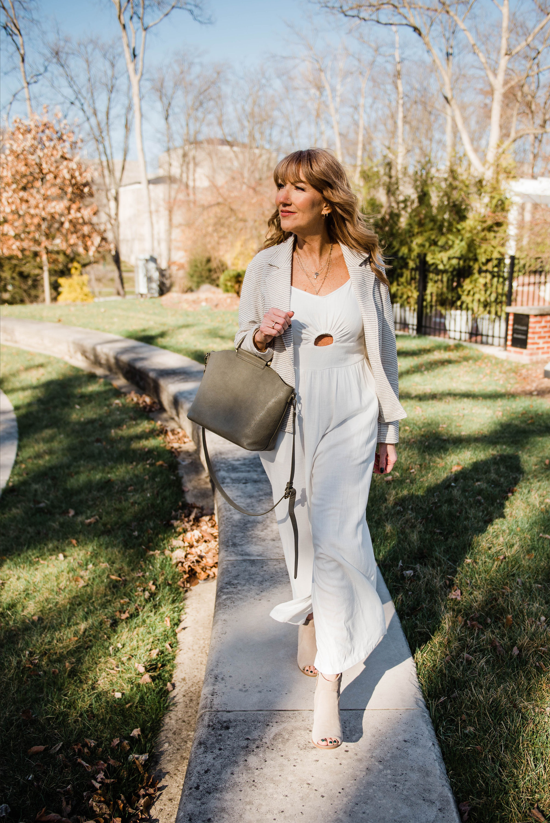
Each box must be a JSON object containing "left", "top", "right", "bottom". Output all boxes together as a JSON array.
[{"left": 295, "top": 243, "right": 333, "bottom": 295}]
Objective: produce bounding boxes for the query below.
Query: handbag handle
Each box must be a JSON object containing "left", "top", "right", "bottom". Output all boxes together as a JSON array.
[{"left": 200, "top": 398, "right": 299, "bottom": 579}]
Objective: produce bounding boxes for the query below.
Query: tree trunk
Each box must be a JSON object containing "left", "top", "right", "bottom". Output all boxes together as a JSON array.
[
  {"left": 320, "top": 68, "right": 343, "bottom": 162},
  {"left": 112, "top": 248, "right": 125, "bottom": 296},
  {"left": 444, "top": 44, "right": 454, "bottom": 169},
  {"left": 41, "top": 250, "right": 51, "bottom": 305},
  {"left": 484, "top": 0, "right": 510, "bottom": 178},
  {"left": 393, "top": 26, "right": 405, "bottom": 181},
  {"left": 354, "top": 68, "right": 370, "bottom": 185},
  {"left": 114, "top": 1, "right": 155, "bottom": 257},
  {"left": 130, "top": 75, "right": 155, "bottom": 256}
]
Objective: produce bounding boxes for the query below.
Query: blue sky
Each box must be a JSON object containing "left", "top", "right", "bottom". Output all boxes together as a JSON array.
[
  {"left": 43, "top": 0, "right": 314, "bottom": 66},
  {"left": 1, "top": 0, "right": 332, "bottom": 161}
]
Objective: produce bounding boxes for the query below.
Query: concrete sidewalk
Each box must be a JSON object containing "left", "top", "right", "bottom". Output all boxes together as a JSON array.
[
  {"left": 0, "top": 389, "right": 18, "bottom": 494},
  {"left": 1, "top": 317, "right": 460, "bottom": 823}
]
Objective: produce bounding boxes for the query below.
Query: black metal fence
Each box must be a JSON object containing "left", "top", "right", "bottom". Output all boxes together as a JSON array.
[{"left": 389, "top": 256, "right": 550, "bottom": 347}]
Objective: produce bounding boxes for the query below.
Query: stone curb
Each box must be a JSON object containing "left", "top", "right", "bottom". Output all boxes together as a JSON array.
[
  {"left": 0, "top": 388, "right": 18, "bottom": 495},
  {"left": 1, "top": 317, "right": 460, "bottom": 823}
]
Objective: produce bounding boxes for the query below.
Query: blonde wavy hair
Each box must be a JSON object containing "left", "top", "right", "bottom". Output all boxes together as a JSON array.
[{"left": 263, "top": 148, "right": 388, "bottom": 286}]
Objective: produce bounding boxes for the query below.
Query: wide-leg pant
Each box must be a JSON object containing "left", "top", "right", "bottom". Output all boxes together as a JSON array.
[{"left": 259, "top": 357, "right": 387, "bottom": 675}]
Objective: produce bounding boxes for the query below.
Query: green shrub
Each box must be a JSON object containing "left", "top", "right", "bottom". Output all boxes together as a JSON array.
[
  {"left": 186, "top": 255, "right": 226, "bottom": 291},
  {"left": 0, "top": 252, "right": 88, "bottom": 304},
  {"left": 219, "top": 268, "right": 245, "bottom": 295}
]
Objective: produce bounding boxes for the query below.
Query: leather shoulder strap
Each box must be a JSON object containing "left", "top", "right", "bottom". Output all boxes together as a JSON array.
[{"left": 200, "top": 401, "right": 299, "bottom": 578}]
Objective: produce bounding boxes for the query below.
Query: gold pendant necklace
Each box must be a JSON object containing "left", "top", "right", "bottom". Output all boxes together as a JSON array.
[
  {"left": 299, "top": 248, "right": 333, "bottom": 295},
  {"left": 295, "top": 244, "right": 333, "bottom": 280}
]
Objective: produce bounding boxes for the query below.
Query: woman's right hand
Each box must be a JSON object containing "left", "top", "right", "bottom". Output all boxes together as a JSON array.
[{"left": 254, "top": 309, "right": 294, "bottom": 351}]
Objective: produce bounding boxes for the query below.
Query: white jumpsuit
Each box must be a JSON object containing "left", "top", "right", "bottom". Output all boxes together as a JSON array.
[{"left": 259, "top": 280, "right": 387, "bottom": 676}]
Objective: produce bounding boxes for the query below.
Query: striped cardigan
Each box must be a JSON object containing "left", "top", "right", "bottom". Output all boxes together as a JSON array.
[{"left": 234, "top": 235, "right": 407, "bottom": 443}]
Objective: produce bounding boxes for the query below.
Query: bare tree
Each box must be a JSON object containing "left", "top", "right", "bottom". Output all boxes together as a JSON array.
[
  {"left": 0, "top": 0, "right": 39, "bottom": 118},
  {"left": 49, "top": 36, "right": 132, "bottom": 295},
  {"left": 317, "top": 0, "right": 550, "bottom": 179},
  {"left": 110, "top": 0, "right": 209, "bottom": 259},
  {"left": 392, "top": 24, "right": 405, "bottom": 179},
  {"left": 151, "top": 52, "right": 223, "bottom": 269}
]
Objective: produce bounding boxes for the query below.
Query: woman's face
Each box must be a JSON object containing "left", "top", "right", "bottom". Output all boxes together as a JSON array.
[{"left": 275, "top": 176, "right": 329, "bottom": 237}]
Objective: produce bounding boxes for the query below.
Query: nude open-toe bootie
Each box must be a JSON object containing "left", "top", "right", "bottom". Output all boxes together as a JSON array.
[
  {"left": 297, "top": 619, "right": 318, "bottom": 677},
  {"left": 311, "top": 673, "right": 342, "bottom": 750}
]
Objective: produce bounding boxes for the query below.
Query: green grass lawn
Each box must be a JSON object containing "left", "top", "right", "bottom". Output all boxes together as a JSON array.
[
  {"left": 0, "top": 345, "right": 186, "bottom": 820},
  {"left": 1, "top": 299, "right": 549, "bottom": 823},
  {"left": 0, "top": 296, "right": 238, "bottom": 363}
]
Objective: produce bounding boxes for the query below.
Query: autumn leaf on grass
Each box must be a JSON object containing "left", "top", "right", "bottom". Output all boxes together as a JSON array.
[
  {"left": 505, "top": 615, "right": 513, "bottom": 627},
  {"left": 140, "top": 673, "right": 153, "bottom": 685},
  {"left": 130, "top": 728, "right": 141, "bottom": 738},
  {"left": 76, "top": 757, "right": 91, "bottom": 771},
  {"left": 49, "top": 741, "right": 63, "bottom": 754},
  {"left": 73, "top": 577, "right": 86, "bottom": 588},
  {"left": 27, "top": 745, "right": 46, "bottom": 754},
  {"left": 448, "top": 588, "right": 462, "bottom": 600},
  {"left": 136, "top": 664, "right": 146, "bottom": 674},
  {"left": 458, "top": 800, "right": 471, "bottom": 821},
  {"left": 529, "top": 806, "right": 547, "bottom": 822},
  {"left": 85, "top": 516, "right": 99, "bottom": 525},
  {"left": 491, "top": 639, "right": 505, "bottom": 655},
  {"left": 451, "top": 465, "right": 463, "bottom": 473}
]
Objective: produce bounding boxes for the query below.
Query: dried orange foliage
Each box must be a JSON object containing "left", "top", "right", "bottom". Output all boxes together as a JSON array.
[
  {"left": 0, "top": 109, "right": 101, "bottom": 286},
  {"left": 168, "top": 507, "right": 218, "bottom": 587},
  {"left": 124, "top": 390, "right": 219, "bottom": 586}
]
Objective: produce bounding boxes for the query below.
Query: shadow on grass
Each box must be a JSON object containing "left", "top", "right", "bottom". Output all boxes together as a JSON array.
[
  {"left": 0, "top": 358, "right": 185, "bottom": 819},
  {"left": 367, "top": 412, "right": 550, "bottom": 821}
]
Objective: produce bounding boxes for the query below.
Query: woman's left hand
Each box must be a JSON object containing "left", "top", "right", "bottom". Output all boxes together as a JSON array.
[{"left": 374, "top": 444, "right": 398, "bottom": 475}]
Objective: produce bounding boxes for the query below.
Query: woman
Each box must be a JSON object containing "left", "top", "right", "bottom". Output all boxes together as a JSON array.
[{"left": 234, "top": 148, "right": 406, "bottom": 750}]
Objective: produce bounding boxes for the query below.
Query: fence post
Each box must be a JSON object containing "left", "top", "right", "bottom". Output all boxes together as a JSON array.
[
  {"left": 504, "top": 255, "right": 515, "bottom": 350},
  {"left": 416, "top": 254, "right": 427, "bottom": 335}
]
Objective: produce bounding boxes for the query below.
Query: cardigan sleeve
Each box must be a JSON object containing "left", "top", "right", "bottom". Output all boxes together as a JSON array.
[
  {"left": 234, "top": 256, "right": 273, "bottom": 362},
  {"left": 377, "top": 281, "right": 402, "bottom": 444}
]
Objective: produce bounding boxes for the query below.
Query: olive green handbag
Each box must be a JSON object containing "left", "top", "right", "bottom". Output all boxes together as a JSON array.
[{"left": 187, "top": 344, "right": 299, "bottom": 578}]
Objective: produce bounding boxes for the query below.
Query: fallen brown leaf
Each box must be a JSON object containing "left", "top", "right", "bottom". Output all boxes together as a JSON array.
[
  {"left": 505, "top": 615, "right": 513, "bottom": 627},
  {"left": 27, "top": 745, "right": 46, "bottom": 754},
  {"left": 140, "top": 673, "right": 153, "bottom": 685},
  {"left": 529, "top": 806, "right": 547, "bottom": 822},
  {"left": 136, "top": 663, "right": 146, "bottom": 673},
  {"left": 491, "top": 638, "right": 505, "bottom": 655},
  {"left": 130, "top": 728, "right": 141, "bottom": 738},
  {"left": 458, "top": 800, "right": 471, "bottom": 821}
]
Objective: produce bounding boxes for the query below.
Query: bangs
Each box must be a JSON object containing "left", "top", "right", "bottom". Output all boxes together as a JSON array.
[{"left": 273, "top": 152, "right": 310, "bottom": 187}]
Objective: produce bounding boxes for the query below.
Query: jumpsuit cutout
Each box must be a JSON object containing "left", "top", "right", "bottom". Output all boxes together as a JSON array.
[{"left": 259, "top": 280, "right": 387, "bottom": 676}]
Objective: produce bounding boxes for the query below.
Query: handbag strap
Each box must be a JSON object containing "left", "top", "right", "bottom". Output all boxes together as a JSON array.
[{"left": 200, "top": 398, "right": 299, "bottom": 579}]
